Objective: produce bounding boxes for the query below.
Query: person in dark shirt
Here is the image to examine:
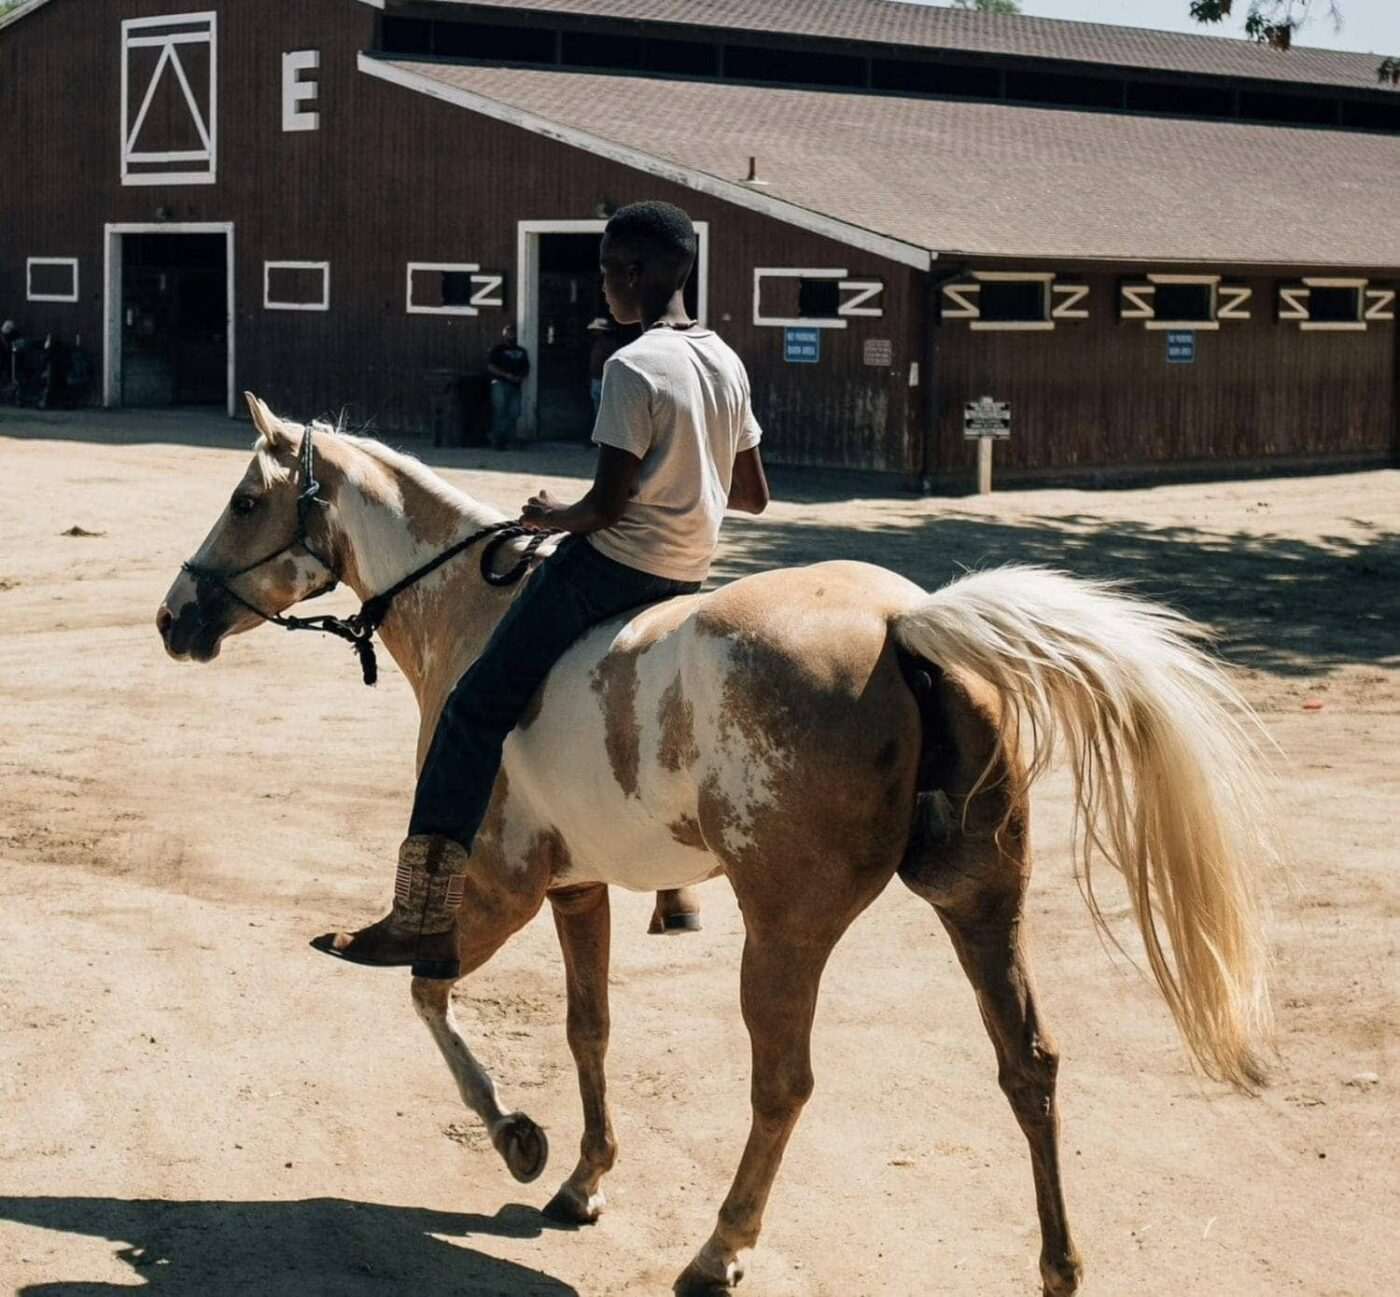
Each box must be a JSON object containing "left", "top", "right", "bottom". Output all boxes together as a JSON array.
[{"left": 486, "top": 323, "right": 530, "bottom": 450}]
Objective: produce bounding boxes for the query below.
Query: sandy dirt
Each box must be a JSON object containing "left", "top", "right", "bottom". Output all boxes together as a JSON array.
[{"left": 1, "top": 406, "right": 1396, "bottom": 1297}]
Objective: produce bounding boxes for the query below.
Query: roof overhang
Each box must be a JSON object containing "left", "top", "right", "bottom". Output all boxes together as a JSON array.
[
  {"left": 0, "top": 0, "right": 56, "bottom": 34},
  {"left": 357, "top": 52, "right": 934, "bottom": 271}
]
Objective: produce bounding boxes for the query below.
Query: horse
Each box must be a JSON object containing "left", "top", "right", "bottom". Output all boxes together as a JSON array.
[{"left": 157, "top": 394, "right": 1276, "bottom": 1296}]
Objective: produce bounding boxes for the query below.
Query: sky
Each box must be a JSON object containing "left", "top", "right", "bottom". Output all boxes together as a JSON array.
[{"left": 926, "top": 1, "right": 1400, "bottom": 55}]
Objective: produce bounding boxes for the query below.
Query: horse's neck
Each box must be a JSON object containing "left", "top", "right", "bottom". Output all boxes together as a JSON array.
[{"left": 328, "top": 444, "right": 510, "bottom": 708}]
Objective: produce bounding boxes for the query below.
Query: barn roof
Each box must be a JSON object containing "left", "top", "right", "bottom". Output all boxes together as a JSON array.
[
  {"left": 365, "top": 56, "right": 1400, "bottom": 270},
  {"left": 386, "top": 0, "right": 1389, "bottom": 94}
]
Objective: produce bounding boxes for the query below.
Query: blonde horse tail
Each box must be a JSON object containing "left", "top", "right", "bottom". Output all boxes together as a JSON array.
[{"left": 892, "top": 566, "right": 1276, "bottom": 1090}]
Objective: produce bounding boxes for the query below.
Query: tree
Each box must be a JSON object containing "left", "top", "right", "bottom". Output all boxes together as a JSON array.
[
  {"left": 1190, "top": 0, "right": 1400, "bottom": 83},
  {"left": 952, "top": 0, "right": 1023, "bottom": 13}
]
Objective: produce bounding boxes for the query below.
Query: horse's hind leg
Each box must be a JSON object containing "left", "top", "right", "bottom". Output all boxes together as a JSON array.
[
  {"left": 929, "top": 869, "right": 1084, "bottom": 1297},
  {"left": 649, "top": 886, "right": 702, "bottom": 934},
  {"left": 410, "top": 856, "right": 550, "bottom": 1186},
  {"left": 543, "top": 883, "right": 617, "bottom": 1224}
]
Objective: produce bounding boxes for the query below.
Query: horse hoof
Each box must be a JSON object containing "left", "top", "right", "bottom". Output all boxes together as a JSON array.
[
  {"left": 543, "top": 1183, "right": 605, "bottom": 1225},
  {"left": 673, "top": 1259, "right": 742, "bottom": 1294},
  {"left": 493, "top": 1112, "right": 549, "bottom": 1184}
]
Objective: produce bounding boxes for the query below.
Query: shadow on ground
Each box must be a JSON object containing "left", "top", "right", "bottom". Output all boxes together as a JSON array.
[
  {"left": 0, "top": 1196, "right": 580, "bottom": 1296},
  {"left": 717, "top": 510, "right": 1400, "bottom": 677}
]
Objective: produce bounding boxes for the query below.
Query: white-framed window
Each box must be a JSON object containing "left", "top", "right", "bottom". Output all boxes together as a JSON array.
[
  {"left": 282, "top": 50, "right": 321, "bottom": 132},
  {"left": 1119, "top": 274, "right": 1243, "bottom": 331},
  {"left": 121, "top": 11, "right": 217, "bottom": 186},
  {"left": 27, "top": 257, "right": 79, "bottom": 303},
  {"left": 752, "top": 267, "right": 884, "bottom": 329},
  {"left": 264, "top": 261, "right": 329, "bottom": 311},
  {"left": 1278, "top": 278, "right": 1391, "bottom": 332},
  {"left": 942, "top": 273, "right": 1089, "bottom": 330},
  {"left": 405, "top": 263, "right": 506, "bottom": 316}
]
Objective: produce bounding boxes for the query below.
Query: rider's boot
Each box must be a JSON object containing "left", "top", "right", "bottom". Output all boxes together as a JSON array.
[{"left": 310, "top": 835, "right": 467, "bottom": 977}]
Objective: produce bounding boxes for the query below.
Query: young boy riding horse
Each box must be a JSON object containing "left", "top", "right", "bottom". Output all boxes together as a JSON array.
[{"left": 313, "top": 201, "right": 770, "bottom": 976}]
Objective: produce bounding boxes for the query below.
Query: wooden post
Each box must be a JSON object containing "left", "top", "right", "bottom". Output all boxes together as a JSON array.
[{"left": 977, "top": 434, "right": 994, "bottom": 494}]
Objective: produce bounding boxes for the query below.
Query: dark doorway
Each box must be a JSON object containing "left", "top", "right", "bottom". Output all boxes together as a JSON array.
[
  {"left": 533, "top": 229, "right": 702, "bottom": 442},
  {"left": 120, "top": 233, "right": 227, "bottom": 406}
]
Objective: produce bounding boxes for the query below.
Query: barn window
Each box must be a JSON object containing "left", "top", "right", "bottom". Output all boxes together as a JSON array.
[
  {"left": 26, "top": 257, "right": 79, "bottom": 303},
  {"left": 1120, "top": 275, "right": 1222, "bottom": 330},
  {"left": 264, "top": 261, "right": 330, "bottom": 311},
  {"left": 406, "top": 263, "right": 505, "bottom": 317},
  {"left": 1308, "top": 285, "right": 1361, "bottom": 324},
  {"left": 1279, "top": 278, "right": 1379, "bottom": 332},
  {"left": 973, "top": 275, "right": 1051, "bottom": 330},
  {"left": 798, "top": 278, "right": 841, "bottom": 319},
  {"left": 121, "top": 12, "right": 217, "bottom": 186}
]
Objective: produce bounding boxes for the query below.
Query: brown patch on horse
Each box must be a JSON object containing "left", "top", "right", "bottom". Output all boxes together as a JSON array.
[
  {"left": 591, "top": 650, "right": 642, "bottom": 798},
  {"left": 526, "top": 826, "right": 574, "bottom": 880},
  {"left": 657, "top": 677, "right": 700, "bottom": 772},
  {"left": 669, "top": 814, "right": 706, "bottom": 850}
]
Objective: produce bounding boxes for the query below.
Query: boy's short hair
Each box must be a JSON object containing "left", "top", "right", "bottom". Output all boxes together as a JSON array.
[{"left": 605, "top": 201, "right": 697, "bottom": 285}]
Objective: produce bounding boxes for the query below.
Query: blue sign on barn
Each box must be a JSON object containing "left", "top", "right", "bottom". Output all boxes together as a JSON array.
[
  {"left": 1167, "top": 331, "right": 1196, "bottom": 364},
  {"left": 784, "top": 327, "right": 821, "bottom": 364}
]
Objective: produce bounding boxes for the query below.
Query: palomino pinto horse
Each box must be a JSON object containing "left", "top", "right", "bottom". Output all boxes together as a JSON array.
[{"left": 158, "top": 396, "right": 1276, "bottom": 1296}]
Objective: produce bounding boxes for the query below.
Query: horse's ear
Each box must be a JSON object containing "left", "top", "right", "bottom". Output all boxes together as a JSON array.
[{"left": 245, "top": 391, "right": 293, "bottom": 451}]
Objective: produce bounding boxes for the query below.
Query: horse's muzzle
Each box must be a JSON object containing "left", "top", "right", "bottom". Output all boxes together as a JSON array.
[{"left": 157, "top": 597, "right": 226, "bottom": 662}]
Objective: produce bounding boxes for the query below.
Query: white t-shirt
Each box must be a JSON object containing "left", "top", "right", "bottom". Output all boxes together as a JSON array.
[{"left": 588, "top": 326, "right": 762, "bottom": 583}]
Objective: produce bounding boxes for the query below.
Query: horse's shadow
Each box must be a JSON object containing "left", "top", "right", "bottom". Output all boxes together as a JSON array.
[{"left": 0, "top": 1195, "right": 581, "bottom": 1296}]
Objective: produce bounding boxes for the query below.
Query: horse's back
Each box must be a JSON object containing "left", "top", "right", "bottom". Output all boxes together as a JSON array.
[{"left": 504, "top": 561, "right": 928, "bottom": 894}]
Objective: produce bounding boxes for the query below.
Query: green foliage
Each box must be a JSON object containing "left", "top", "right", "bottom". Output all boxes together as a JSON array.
[
  {"left": 951, "top": 0, "right": 1023, "bottom": 13},
  {"left": 1189, "top": 0, "right": 1339, "bottom": 52}
]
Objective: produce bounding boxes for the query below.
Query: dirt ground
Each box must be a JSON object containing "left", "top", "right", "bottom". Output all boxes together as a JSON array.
[{"left": 1, "top": 406, "right": 1396, "bottom": 1297}]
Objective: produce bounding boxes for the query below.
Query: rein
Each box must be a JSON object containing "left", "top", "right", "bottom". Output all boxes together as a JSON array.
[{"left": 182, "top": 429, "right": 552, "bottom": 686}]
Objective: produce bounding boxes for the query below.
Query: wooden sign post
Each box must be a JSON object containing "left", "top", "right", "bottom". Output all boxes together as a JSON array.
[{"left": 963, "top": 395, "right": 1011, "bottom": 494}]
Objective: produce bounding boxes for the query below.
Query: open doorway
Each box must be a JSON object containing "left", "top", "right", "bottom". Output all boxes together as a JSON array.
[
  {"left": 517, "top": 218, "right": 708, "bottom": 442},
  {"left": 103, "top": 223, "right": 234, "bottom": 415}
]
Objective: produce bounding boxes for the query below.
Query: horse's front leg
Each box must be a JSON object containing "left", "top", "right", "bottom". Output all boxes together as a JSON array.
[
  {"left": 543, "top": 883, "right": 617, "bottom": 1223},
  {"left": 410, "top": 854, "right": 551, "bottom": 1185}
]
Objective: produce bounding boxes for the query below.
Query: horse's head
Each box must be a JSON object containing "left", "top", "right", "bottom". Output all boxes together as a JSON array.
[{"left": 157, "top": 393, "right": 340, "bottom": 662}]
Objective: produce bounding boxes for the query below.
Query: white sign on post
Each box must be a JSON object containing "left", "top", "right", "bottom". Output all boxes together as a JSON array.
[{"left": 962, "top": 395, "right": 1010, "bottom": 494}]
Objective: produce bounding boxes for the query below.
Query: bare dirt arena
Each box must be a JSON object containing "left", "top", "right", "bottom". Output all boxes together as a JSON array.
[{"left": 2, "top": 407, "right": 1396, "bottom": 1297}]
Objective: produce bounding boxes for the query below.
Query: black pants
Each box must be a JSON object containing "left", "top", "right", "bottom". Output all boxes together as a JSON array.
[{"left": 409, "top": 536, "right": 701, "bottom": 849}]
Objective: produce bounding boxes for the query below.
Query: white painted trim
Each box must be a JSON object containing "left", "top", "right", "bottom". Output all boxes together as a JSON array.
[
  {"left": 121, "top": 11, "right": 217, "bottom": 188},
  {"left": 1299, "top": 321, "right": 1368, "bottom": 332},
  {"left": 1217, "top": 283, "right": 1253, "bottom": 321},
  {"left": 470, "top": 274, "right": 505, "bottom": 308},
  {"left": 1050, "top": 283, "right": 1090, "bottom": 319},
  {"left": 517, "top": 218, "right": 710, "bottom": 434},
  {"left": 1119, "top": 283, "right": 1155, "bottom": 321},
  {"left": 753, "top": 267, "right": 850, "bottom": 330},
  {"left": 264, "top": 260, "right": 330, "bottom": 311},
  {"left": 1364, "top": 289, "right": 1395, "bottom": 322},
  {"left": 1148, "top": 273, "right": 1221, "bottom": 284},
  {"left": 26, "top": 256, "right": 79, "bottom": 303},
  {"left": 970, "top": 321, "right": 1055, "bottom": 332},
  {"left": 941, "top": 282, "right": 980, "bottom": 321},
  {"left": 1278, "top": 285, "right": 1311, "bottom": 322},
  {"left": 1145, "top": 320, "right": 1221, "bottom": 332},
  {"left": 358, "top": 54, "right": 932, "bottom": 273},
  {"left": 407, "top": 261, "right": 482, "bottom": 316},
  {"left": 1302, "top": 277, "right": 1367, "bottom": 288},
  {"left": 282, "top": 50, "right": 321, "bottom": 132},
  {"left": 973, "top": 271, "right": 1055, "bottom": 282},
  {"left": 838, "top": 280, "right": 884, "bottom": 317},
  {"left": 102, "top": 222, "right": 236, "bottom": 418}
]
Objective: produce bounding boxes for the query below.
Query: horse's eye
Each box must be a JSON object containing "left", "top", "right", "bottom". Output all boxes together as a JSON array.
[{"left": 231, "top": 495, "right": 258, "bottom": 517}]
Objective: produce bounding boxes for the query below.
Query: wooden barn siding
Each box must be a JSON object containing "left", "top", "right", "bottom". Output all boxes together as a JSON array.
[
  {"left": 932, "top": 263, "right": 1396, "bottom": 479},
  {"left": 0, "top": 0, "right": 918, "bottom": 472}
]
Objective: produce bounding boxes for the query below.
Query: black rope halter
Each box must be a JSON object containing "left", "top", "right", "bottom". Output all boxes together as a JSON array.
[{"left": 181, "top": 428, "right": 552, "bottom": 685}]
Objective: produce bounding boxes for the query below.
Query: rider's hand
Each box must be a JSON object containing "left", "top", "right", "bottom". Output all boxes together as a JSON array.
[{"left": 519, "top": 489, "right": 557, "bottom": 528}]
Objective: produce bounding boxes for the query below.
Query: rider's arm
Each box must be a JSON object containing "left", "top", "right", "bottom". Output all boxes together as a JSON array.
[
  {"left": 519, "top": 445, "right": 641, "bottom": 534},
  {"left": 727, "top": 447, "right": 769, "bottom": 515}
]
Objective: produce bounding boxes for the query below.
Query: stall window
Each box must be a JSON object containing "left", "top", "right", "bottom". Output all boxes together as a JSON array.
[
  {"left": 264, "top": 261, "right": 330, "bottom": 312},
  {"left": 27, "top": 257, "right": 79, "bottom": 303}
]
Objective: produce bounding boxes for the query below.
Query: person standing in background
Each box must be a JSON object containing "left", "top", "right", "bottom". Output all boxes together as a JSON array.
[{"left": 486, "top": 323, "right": 530, "bottom": 450}]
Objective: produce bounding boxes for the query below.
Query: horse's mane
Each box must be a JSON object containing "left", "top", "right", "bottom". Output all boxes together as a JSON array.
[{"left": 255, "top": 415, "right": 503, "bottom": 530}]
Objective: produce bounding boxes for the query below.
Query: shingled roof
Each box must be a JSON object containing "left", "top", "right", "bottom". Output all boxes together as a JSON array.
[
  {"left": 366, "top": 56, "right": 1400, "bottom": 269},
  {"left": 401, "top": 0, "right": 1388, "bottom": 93}
]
